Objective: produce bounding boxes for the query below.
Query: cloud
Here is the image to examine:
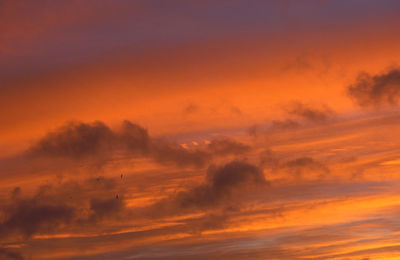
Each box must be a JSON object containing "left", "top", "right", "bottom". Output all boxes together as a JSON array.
[
  {"left": 262, "top": 102, "right": 334, "bottom": 134},
  {"left": 153, "top": 161, "right": 268, "bottom": 213},
  {"left": 347, "top": 68, "right": 400, "bottom": 107},
  {"left": 247, "top": 124, "right": 262, "bottom": 137},
  {"left": 151, "top": 142, "right": 210, "bottom": 168},
  {"left": 0, "top": 197, "right": 75, "bottom": 239},
  {"left": 284, "top": 101, "right": 334, "bottom": 123},
  {"left": 183, "top": 103, "right": 199, "bottom": 114},
  {"left": 206, "top": 138, "right": 250, "bottom": 156},
  {"left": 280, "top": 157, "right": 330, "bottom": 178},
  {"left": 269, "top": 119, "right": 301, "bottom": 131},
  {"left": 27, "top": 121, "right": 115, "bottom": 159},
  {"left": 89, "top": 197, "right": 125, "bottom": 222},
  {"left": 139, "top": 137, "right": 250, "bottom": 168},
  {"left": 0, "top": 176, "right": 126, "bottom": 241},
  {"left": 207, "top": 161, "right": 266, "bottom": 193},
  {"left": 27, "top": 120, "right": 149, "bottom": 159},
  {"left": 259, "top": 152, "right": 330, "bottom": 181},
  {"left": 119, "top": 120, "right": 150, "bottom": 154},
  {"left": 25, "top": 120, "right": 203, "bottom": 167},
  {"left": 0, "top": 248, "right": 24, "bottom": 260},
  {"left": 26, "top": 120, "right": 252, "bottom": 169}
]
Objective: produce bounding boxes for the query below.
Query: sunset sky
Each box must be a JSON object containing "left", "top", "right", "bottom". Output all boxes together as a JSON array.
[{"left": 2, "top": 1, "right": 400, "bottom": 259}]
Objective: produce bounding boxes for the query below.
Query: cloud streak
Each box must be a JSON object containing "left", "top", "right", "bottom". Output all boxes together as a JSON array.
[{"left": 284, "top": 101, "right": 334, "bottom": 123}]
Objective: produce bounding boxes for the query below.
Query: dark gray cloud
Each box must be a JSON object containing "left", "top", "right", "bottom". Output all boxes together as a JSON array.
[
  {"left": 119, "top": 120, "right": 150, "bottom": 154},
  {"left": 28, "top": 121, "right": 114, "bottom": 158},
  {"left": 28, "top": 121, "right": 149, "bottom": 159},
  {"left": 0, "top": 197, "right": 75, "bottom": 239},
  {"left": 154, "top": 161, "right": 268, "bottom": 212},
  {"left": 26, "top": 120, "right": 252, "bottom": 169},
  {"left": 0, "top": 177, "right": 126, "bottom": 241},
  {"left": 347, "top": 69, "right": 400, "bottom": 107},
  {"left": 207, "top": 161, "right": 266, "bottom": 193}
]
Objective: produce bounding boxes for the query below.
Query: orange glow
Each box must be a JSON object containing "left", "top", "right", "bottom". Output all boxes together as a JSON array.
[{"left": 2, "top": 1, "right": 400, "bottom": 259}]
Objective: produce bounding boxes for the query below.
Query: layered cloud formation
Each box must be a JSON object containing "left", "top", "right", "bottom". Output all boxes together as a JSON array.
[
  {"left": 2, "top": 111, "right": 400, "bottom": 259},
  {"left": 2, "top": 1, "right": 400, "bottom": 259}
]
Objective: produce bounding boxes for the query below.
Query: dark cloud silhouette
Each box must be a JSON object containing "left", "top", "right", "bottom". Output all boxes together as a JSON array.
[
  {"left": 28, "top": 121, "right": 115, "bottom": 159},
  {"left": 284, "top": 101, "right": 334, "bottom": 123},
  {"left": 27, "top": 120, "right": 252, "bottom": 169},
  {"left": 206, "top": 138, "right": 250, "bottom": 156},
  {"left": 207, "top": 161, "right": 266, "bottom": 193},
  {"left": 119, "top": 120, "right": 150, "bottom": 154},
  {"left": 26, "top": 121, "right": 197, "bottom": 167},
  {"left": 347, "top": 69, "right": 400, "bottom": 107},
  {"left": 162, "top": 161, "right": 268, "bottom": 211},
  {"left": 28, "top": 120, "right": 149, "bottom": 159},
  {"left": 143, "top": 161, "right": 267, "bottom": 219},
  {"left": 0, "top": 198, "right": 75, "bottom": 239},
  {"left": 0, "top": 177, "right": 126, "bottom": 241}
]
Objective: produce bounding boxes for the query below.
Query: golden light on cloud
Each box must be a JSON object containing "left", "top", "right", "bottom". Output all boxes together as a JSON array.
[{"left": 380, "top": 159, "right": 400, "bottom": 166}]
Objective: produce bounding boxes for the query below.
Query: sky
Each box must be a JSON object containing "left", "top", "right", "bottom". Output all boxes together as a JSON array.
[{"left": 2, "top": 0, "right": 400, "bottom": 259}]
